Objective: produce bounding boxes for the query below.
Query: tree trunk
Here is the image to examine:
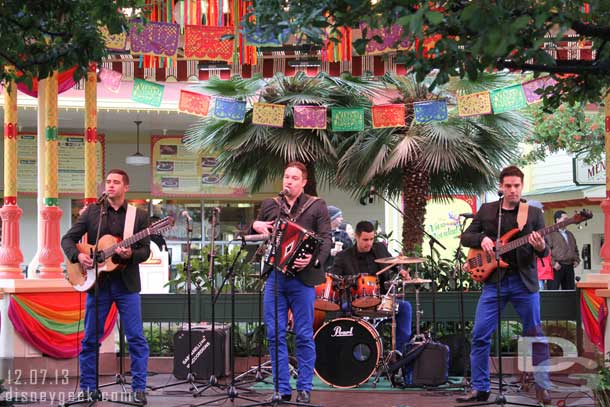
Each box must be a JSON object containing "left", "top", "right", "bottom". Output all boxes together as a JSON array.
[
  {"left": 304, "top": 162, "right": 318, "bottom": 196},
  {"left": 401, "top": 160, "right": 430, "bottom": 255}
]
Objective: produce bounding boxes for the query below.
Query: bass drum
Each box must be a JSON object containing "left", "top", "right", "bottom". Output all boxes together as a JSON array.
[{"left": 314, "top": 317, "right": 382, "bottom": 388}]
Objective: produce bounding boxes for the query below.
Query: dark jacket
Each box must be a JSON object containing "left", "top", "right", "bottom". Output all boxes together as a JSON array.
[
  {"left": 255, "top": 193, "right": 332, "bottom": 287},
  {"left": 332, "top": 242, "right": 396, "bottom": 294},
  {"left": 61, "top": 202, "right": 151, "bottom": 293},
  {"left": 460, "top": 201, "right": 548, "bottom": 293}
]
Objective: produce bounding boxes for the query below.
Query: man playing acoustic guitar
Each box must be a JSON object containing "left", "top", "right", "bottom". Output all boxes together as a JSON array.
[
  {"left": 61, "top": 169, "right": 151, "bottom": 405},
  {"left": 457, "top": 165, "right": 551, "bottom": 406}
]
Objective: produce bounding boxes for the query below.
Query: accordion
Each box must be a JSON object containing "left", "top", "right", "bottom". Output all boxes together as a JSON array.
[{"left": 265, "top": 219, "right": 322, "bottom": 277}]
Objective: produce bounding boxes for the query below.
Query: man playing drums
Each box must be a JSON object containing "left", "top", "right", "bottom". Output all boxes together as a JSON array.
[{"left": 332, "top": 220, "right": 413, "bottom": 355}]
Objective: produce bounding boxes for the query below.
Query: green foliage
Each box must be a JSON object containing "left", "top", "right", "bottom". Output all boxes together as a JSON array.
[
  {"left": 520, "top": 104, "right": 605, "bottom": 165},
  {"left": 243, "top": 0, "right": 610, "bottom": 109},
  {"left": 418, "top": 255, "right": 482, "bottom": 292},
  {"left": 166, "top": 245, "right": 261, "bottom": 294},
  {"left": 0, "top": 1, "right": 145, "bottom": 86},
  {"left": 141, "top": 324, "right": 179, "bottom": 357}
]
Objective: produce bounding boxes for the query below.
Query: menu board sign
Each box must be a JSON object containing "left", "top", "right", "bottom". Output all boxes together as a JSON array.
[
  {"left": 150, "top": 135, "right": 247, "bottom": 197},
  {"left": 13, "top": 133, "right": 105, "bottom": 195}
]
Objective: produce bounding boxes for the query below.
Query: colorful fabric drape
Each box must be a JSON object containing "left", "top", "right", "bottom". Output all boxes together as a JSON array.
[
  {"left": 360, "top": 23, "right": 413, "bottom": 55},
  {"left": 414, "top": 100, "right": 448, "bottom": 123},
  {"left": 130, "top": 22, "right": 180, "bottom": 57},
  {"left": 252, "top": 103, "right": 285, "bottom": 127},
  {"left": 490, "top": 84, "right": 527, "bottom": 114},
  {"left": 184, "top": 25, "right": 234, "bottom": 61},
  {"left": 16, "top": 67, "right": 78, "bottom": 98},
  {"left": 371, "top": 104, "right": 406, "bottom": 128},
  {"left": 132, "top": 78, "right": 165, "bottom": 107},
  {"left": 179, "top": 90, "right": 211, "bottom": 117},
  {"left": 522, "top": 76, "right": 557, "bottom": 104},
  {"left": 8, "top": 292, "right": 118, "bottom": 359},
  {"left": 331, "top": 107, "right": 365, "bottom": 132},
  {"left": 293, "top": 106, "right": 327, "bottom": 129},
  {"left": 457, "top": 91, "right": 492, "bottom": 117},
  {"left": 580, "top": 288, "right": 607, "bottom": 353},
  {"left": 213, "top": 97, "right": 246, "bottom": 122}
]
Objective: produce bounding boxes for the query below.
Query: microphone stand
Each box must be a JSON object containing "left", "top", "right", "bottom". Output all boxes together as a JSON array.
[
  {"left": 369, "top": 189, "right": 446, "bottom": 340},
  {"left": 459, "top": 194, "right": 537, "bottom": 407},
  {"left": 151, "top": 212, "right": 208, "bottom": 395},
  {"left": 453, "top": 216, "right": 471, "bottom": 391},
  {"left": 61, "top": 199, "right": 138, "bottom": 407}
]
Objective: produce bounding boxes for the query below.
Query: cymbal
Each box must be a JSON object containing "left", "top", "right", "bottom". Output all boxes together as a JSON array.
[
  {"left": 374, "top": 255, "right": 428, "bottom": 265},
  {"left": 403, "top": 278, "right": 432, "bottom": 285}
]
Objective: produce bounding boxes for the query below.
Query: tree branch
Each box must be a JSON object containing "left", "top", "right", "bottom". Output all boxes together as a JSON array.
[
  {"left": 498, "top": 58, "right": 610, "bottom": 74},
  {"left": 571, "top": 21, "right": 610, "bottom": 40}
]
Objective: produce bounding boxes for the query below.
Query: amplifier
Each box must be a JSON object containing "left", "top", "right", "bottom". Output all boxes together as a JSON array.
[{"left": 172, "top": 326, "right": 229, "bottom": 380}]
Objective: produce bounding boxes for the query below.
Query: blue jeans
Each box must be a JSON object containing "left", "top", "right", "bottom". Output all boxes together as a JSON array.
[
  {"left": 470, "top": 274, "right": 550, "bottom": 392},
  {"left": 80, "top": 277, "right": 149, "bottom": 391},
  {"left": 396, "top": 300, "right": 412, "bottom": 354},
  {"left": 264, "top": 270, "right": 316, "bottom": 395}
]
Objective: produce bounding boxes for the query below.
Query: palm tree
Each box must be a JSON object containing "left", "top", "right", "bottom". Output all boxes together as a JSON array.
[
  {"left": 336, "top": 73, "right": 532, "bottom": 253},
  {"left": 184, "top": 72, "right": 383, "bottom": 196}
]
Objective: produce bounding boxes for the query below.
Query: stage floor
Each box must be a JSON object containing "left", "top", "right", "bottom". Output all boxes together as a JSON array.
[{"left": 3, "top": 373, "right": 594, "bottom": 407}]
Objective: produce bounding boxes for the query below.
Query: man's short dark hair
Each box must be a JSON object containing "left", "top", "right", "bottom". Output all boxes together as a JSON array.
[
  {"left": 107, "top": 168, "right": 130, "bottom": 185},
  {"left": 554, "top": 210, "right": 567, "bottom": 223},
  {"left": 499, "top": 165, "right": 524, "bottom": 183},
  {"left": 285, "top": 161, "right": 308, "bottom": 179},
  {"left": 355, "top": 221, "right": 375, "bottom": 235}
]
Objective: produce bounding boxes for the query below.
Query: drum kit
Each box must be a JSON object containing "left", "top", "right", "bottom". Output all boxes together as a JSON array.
[{"left": 312, "top": 255, "right": 431, "bottom": 388}]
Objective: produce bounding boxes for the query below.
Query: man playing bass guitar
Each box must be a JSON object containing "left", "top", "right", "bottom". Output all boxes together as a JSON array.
[{"left": 457, "top": 165, "right": 551, "bottom": 405}]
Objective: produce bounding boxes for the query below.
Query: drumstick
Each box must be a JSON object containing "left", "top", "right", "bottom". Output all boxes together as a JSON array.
[{"left": 375, "top": 263, "right": 395, "bottom": 276}]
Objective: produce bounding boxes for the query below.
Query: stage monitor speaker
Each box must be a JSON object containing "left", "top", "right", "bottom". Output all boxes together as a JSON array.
[
  {"left": 411, "top": 341, "right": 450, "bottom": 386},
  {"left": 173, "top": 327, "right": 228, "bottom": 380}
]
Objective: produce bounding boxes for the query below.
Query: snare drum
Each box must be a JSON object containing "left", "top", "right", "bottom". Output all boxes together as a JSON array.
[
  {"left": 314, "top": 274, "right": 340, "bottom": 311},
  {"left": 352, "top": 274, "right": 381, "bottom": 308}
]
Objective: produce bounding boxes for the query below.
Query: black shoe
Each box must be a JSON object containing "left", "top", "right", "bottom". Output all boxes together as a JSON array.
[
  {"left": 132, "top": 391, "right": 147, "bottom": 405},
  {"left": 281, "top": 394, "right": 292, "bottom": 401},
  {"left": 456, "top": 390, "right": 490, "bottom": 403},
  {"left": 296, "top": 390, "right": 310, "bottom": 403}
]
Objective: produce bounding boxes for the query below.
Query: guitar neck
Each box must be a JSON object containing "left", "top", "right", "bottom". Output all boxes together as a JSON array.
[
  {"left": 497, "top": 218, "right": 576, "bottom": 255},
  {"left": 102, "top": 228, "right": 150, "bottom": 258}
]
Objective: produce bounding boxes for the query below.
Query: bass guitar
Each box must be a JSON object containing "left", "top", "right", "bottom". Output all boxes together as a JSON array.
[
  {"left": 466, "top": 209, "right": 592, "bottom": 283},
  {"left": 66, "top": 216, "right": 174, "bottom": 291}
]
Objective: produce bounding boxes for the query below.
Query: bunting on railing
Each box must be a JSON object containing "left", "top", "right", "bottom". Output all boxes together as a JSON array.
[
  {"left": 293, "top": 106, "right": 327, "bottom": 129},
  {"left": 331, "top": 107, "right": 365, "bottom": 132},
  {"left": 99, "top": 68, "right": 123, "bottom": 93},
  {"left": 100, "top": 26, "right": 127, "bottom": 51},
  {"left": 413, "top": 100, "right": 448, "bottom": 123},
  {"left": 522, "top": 76, "right": 558, "bottom": 104},
  {"left": 8, "top": 292, "right": 117, "bottom": 359},
  {"left": 360, "top": 23, "right": 413, "bottom": 55},
  {"left": 184, "top": 25, "right": 234, "bottom": 61},
  {"left": 252, "top": 103, "right": 285, "bottom": 127},
  {"left": 179, "top": 90, "right": 211, "bottom": 117},
  {"left": 132, "top": 78, "right": 165, "bottom": 107},
  {"left": 580, "top": 288, "right": 607, "bottom": 353},
  {"left": 213, "top": 97, "right": 247, "bottom": 122}
]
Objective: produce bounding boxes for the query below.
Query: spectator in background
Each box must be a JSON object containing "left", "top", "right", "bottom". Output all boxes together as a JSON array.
[
  {"left": 528, "top": 201, "right": 554, "bottom": 290},
  {"left": 547, "top": 210, "right": 580, "bottom": 290}
]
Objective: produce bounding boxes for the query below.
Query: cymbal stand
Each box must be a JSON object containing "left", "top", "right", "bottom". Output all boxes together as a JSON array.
[{"left": 372, "top": 275, "right": 401, "bottom": 387}]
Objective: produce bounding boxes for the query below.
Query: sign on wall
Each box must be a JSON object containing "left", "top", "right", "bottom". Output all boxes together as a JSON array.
[
  {"left": 12, "top": 133, "right": 105, "bottom": 195},
  {"left": 423, "top": 195, "right": 477, "bottom": 258},
  {"left": 573, "top": 156, "right": 605, "bottom": 185},
  {"left": 150, "top": 135, "right": 247, "bottom": 198}
]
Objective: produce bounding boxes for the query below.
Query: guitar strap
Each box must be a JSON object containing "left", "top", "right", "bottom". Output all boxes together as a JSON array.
[
  {"left": 517, "top": 202, "right": 529, "bottom": 231},
  {"left": 124, "top": 205, "right": 137, "bottom": 239}
]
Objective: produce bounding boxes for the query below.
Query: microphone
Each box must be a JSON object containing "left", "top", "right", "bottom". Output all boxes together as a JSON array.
[
  {"left": 459, "top": 213, "right": 474, "bottom": 219},
  {"left": 498, "top": 190, "right": 504, "bottom": 197},
  {"left": 278, "top": 188, "right": 289, "bottom": 197},
  {"left": 96, "top": 192, "right": 108, "bottom": 205},
  {"left": 240, "top": 233, "right": 270, "bottom": 242},
  {"left": 181, "top": 210, "right": 192, "bottom": 222},
  {"left": 368, "top": 186, "right": 375, "bottom": 204}
]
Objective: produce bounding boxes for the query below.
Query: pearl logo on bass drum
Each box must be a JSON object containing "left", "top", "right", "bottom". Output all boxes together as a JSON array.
[{"left": 330, "top": 326, "right": 354, "bottom": 337}]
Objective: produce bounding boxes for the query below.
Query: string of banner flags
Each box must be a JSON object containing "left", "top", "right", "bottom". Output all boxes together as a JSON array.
[{"left": 101, "top": 68, "right": 556, "bottom": 130}]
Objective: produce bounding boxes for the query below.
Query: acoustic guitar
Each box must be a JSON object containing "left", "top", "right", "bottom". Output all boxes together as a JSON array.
[
  {"left": 66, "top": 216, "right": 174, "bottom": 291},
  {"left": 466, "top": 209, "right": 592, "bottom": 283}
]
